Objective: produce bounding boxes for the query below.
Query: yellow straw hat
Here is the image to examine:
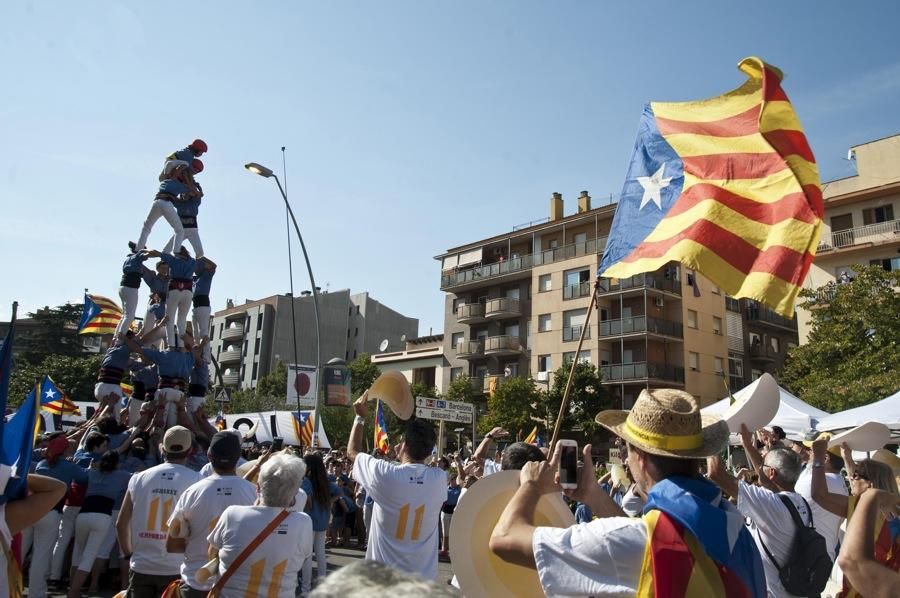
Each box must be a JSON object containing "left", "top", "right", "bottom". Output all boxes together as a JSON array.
[
  {"left": 367, "top": 371, "right": 415, "bottom": 420},
  {"left": 596, "top": 388, "right": 729, "bottom": 458}
]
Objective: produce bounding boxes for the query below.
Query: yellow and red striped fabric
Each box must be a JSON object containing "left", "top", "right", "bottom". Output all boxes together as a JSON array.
[
  {"left": 839, "top": 496, "right": 900, "bottom": 597},
  {"left": 292, "top": 411, "right": 315, "bottom": 446},
  {"left": 77, "top": 294, "right": 123, "bottom": 335},
  {"left": 600, "top": 57, "right": 822, "bottom": 317}
]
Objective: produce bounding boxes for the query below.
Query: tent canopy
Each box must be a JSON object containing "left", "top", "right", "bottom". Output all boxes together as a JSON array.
[
  {"left": 817, "top": 390, "right": 900, "bottom": 433},
  {"left": 702, "top": 382, "right": 828, "bottom": 440}
]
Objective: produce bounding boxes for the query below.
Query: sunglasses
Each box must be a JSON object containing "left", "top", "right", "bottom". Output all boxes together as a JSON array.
[{"left": 850, "top": 471, "right": 870, "bottom": 481}]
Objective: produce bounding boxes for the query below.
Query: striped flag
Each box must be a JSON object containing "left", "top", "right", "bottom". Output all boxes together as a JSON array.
[
  {"left": 374, "top": 399, "right": 390, "bottom": 454},
  {"left": 292, "top": 411, "right": 315, "bottom": 447},
  {"left": 599, "top": 57, "right": 822, "bottom": 317},
  {"left": 214, "top": 411, "right": 227, "bottom": 431},
  {"left": 523, "top": 426, "right": 538, "bottom": 444},
  {"left": 77, "top": 293, "right": 123, "bottom": 335},
  {"left": 40, "top": 376, "right": 81, "bottom": 416}
]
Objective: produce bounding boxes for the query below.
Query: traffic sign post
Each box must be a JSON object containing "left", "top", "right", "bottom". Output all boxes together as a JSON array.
[{"left": 414, "top": 397, "right": 474, "bottom": 424}]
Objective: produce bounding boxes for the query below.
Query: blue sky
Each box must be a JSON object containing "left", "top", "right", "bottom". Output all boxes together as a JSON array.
[{"left": 2, "top": 1, "right": 899, "bottom": 341}]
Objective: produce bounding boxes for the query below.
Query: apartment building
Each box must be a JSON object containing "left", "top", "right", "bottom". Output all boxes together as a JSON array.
[
  {"left": 209, "top": 290, "right": 418, "bottom": 389},
  {"left": 371, "top": 334, "right": 448, "bottom": 393},
  {"left": 797, "top": 134, "right": 900, "bottom": 342},
  {"left": 436, "top": 191, "right": 768, "bottom": 409}
]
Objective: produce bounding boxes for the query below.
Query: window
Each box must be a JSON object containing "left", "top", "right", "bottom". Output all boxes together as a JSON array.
[
  {"left": 548, "top": 239, "right": 559, "bottom": 249},
  {"left": 538, "top": 354, "right": 552, "bottom": 372},
  {"left": 688, "top": 352, "right": 699, "bottom": 371},
  {"left": 538, "top": 274, "right": 552, "bottom": 292},
  {"left": 563, "top": 350, "right": 591, "bottom": 364},
  {"left": 254, "top": 338, "right": 260, "bottom": 353},
  {"left": 712, "top": 316, "right": 722, "bottom": 335},
  {"left": 538, "top": 314, "right": 552, "bottom": 332},
  {"left": 452, "top": 297, "right": 464, "bottom": 313},
  {"left": 871, "top": 257, "right": 900, "bottom": 272},
  {"left": 714, "top": 357, "right": 724, "bottom": 375},
  {"left": 862, "top": 204, "right": 894, "bottom": 224},
  {"left": 257, "top": 316, "right": 263, "bottom": 331},
  {"left": 252, "top": 362, "right": 258, "bottom": 380},
  {"left": 728, "top": 353, "right": 743, "bottom": 377},
  {"left": 687, "top": 310, "right": 698, "bottom": 329},
  {"left": 451, "top": 332, "right": 464, "bottom": 348},
  {"left": 209, "top": 326, "right": 215, "bottom": 340},
  {"left": 450, "top": 367, "right": 463, "bottom": 380},
  {"left": 711, "top": 284, "right": 721, "bottom": 295},
  {"left": 563, "top": 308, "right": 588, "bottom": 341},
  {"left": 574, "top": 232, "right": 587, "bottom": 245},
  {"left": 356, "top": 305, "right": 361, "bottom": 314},
  {"left": 770, "top": 337, "right": 780, "bottom": 353},
  {"left": 750, "top": 332, "right": 762, "bottom": 347},
  {"left": 354, "top": 328, "right": 359, "bottom": 337},
  {"left": 751, "top": 369, "right": 762, "bottom": 381}
]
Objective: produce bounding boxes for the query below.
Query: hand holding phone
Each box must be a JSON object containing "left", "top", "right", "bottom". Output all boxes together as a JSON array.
[{"left": 557, "top": 439, "right": 578, "bottom": 490}]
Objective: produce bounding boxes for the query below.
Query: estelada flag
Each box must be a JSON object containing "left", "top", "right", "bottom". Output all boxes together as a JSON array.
[
  {"left": 292, "top": 411, "right": 315, "bottom": 446},
  {"left": 599, "top": 57, "right": 822, "bottom": 317},
  {"left": 374, "top": 399, "right": 390, "bottom": 454},
  {"left": 77, "top": 294, "right": 123, "bottom": 335},
  {"left": 40, "top": 376, "right": 81, "bottom": 416}
]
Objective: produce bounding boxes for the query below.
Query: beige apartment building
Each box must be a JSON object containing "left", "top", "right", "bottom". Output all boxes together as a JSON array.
[
  {"left": 797, "top": 134, "right": 900, "bottom": 342},
  {"left": 436, "top": 191, "right": 759, "bottom": 409}
]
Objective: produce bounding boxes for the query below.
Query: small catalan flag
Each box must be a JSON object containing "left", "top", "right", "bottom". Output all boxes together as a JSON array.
[
  {"left": 77, "top": 294, "right": 123, "bottom": 335},
  {"left": 40, "top": 376, "right": 81, "bottom": 416}
]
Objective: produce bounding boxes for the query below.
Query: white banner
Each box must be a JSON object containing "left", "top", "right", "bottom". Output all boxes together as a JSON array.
[{"left": 287, "top": 364, "right": 318, "bottom": 409}]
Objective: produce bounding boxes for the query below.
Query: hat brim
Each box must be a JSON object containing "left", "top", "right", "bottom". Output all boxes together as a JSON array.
[
  {"left": 595, "top": 410, "right": 729, "bottom": 458},
  {"left": 826, "top": 421, "right": 891, "bottom": 453},
  {"left": 449, "top": 470, "right": 574, "bottom": 598},
  {"left": 367, "top": 371, "right": 414, "bottom": 420}
]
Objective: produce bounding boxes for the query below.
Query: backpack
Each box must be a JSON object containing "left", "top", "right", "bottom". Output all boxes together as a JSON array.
[{"left": 759, "top": 494, "right": 831, "bottom": 597}]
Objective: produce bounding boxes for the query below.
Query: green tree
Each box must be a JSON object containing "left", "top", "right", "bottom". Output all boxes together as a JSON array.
[
  {"left": 410, "top": 381, "right": 438, "bottom": 399},
  {"left": 348, "top": 353, "right": 380, "bottom": 396},
  {"left": 256, "top": 361, "right": 288, "bottom": 400},
  {"left": 781, "top": 265, "right": 900, "bottom": 412},
  {"left": 19, "top": 304, "right": 87, "bottom": 364},
  {"left": 481, "top": 376, "right": 543, "bottom": 436},
  {"left": 546, "top": 360, "right": 611, "bottom": 436},
  {"left": 9, "top": 354, "right": 102, "bottom": 407},
  {"left": 445, "top": 375, "right": 482, "bottom": 404}
]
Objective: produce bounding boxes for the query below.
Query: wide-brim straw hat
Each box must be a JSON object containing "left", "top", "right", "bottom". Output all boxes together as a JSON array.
[
  {"left": 367, "top": 371, "right": 414, "bottom": 420},
  {"left": 596, "top": 388, "right": 729, "bottom": 458},
  {"left": 827, "top": 421, "right": 891, "bottom": 453}
]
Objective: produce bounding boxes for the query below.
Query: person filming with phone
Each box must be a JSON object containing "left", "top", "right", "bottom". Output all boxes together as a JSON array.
[{"left": 489, "top": 388, "right": 767, "bottom": 597}]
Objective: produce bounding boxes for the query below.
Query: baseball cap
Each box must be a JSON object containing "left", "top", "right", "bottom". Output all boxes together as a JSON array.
[
  {"left": 209, "top": 431, "right": 242, "bottom": 470},
  {"left": 163, "top": 426, "right": 193, "bottom": 453},
  {"left": 47, "top": 435, "right": 69, "bottom": 457}
]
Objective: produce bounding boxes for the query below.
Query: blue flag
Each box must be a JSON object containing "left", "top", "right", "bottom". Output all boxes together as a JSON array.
[
  {"left": 1, "top": 384, "right": 40, "bottom": 503},
  {"left": 0, "top": 323, "right": 14, "bottom": 450}
]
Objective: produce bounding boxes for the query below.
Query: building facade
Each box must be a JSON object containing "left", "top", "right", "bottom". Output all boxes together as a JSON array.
[
  {"left": 371, "top": 334, "right": 448, "bottom": 394},
  {"left": 209, "top": 290, "right": 418, "bottom": 389},
  {"left": 437, "top": 191, "right": 798, "bottom": 409},
  {"left": 797, "top": 134, "right": 900, "bottom": 342}
]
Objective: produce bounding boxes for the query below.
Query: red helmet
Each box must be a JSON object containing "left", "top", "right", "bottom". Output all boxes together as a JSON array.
[
  {"left": 190, "top": 139, "right": 208, "bottom": 154},
  {"left": 191, "top": 159, "right": 204, "bottom": 173}
]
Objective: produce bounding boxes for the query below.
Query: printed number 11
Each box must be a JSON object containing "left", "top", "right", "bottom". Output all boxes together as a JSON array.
[{"left": 395, "top": 504, "right": 424, "bottom": 541}]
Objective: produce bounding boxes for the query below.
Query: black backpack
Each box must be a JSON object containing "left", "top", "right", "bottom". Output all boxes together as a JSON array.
[{"left": 759, "top": 494, "right": 831, "bottom": 598}]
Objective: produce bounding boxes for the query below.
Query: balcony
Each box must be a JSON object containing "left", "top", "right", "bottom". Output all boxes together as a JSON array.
[
  {"left": 563, "top": 281, "right": 593, "bottom": 300},
  {"left": 599, "top": 316, "right": 683, "bottom": 339},
  {"left": 745, "top": 305, "right": 796, "bottom": 331},
  {"left": 222, "top": 372, "right": 240, "bottom": 386},
  {"left": 725, "top": 296, "right": 742, "bottom": 313},
  {"left": 219, "top": 348, "right": 242, "bottom": 364},
  {"left": 597, "top": 273, "right": 682, "bottom": 296},
  {"left": 440, "top": 236, "right": 608, "bottom": 291},
  {"left": 483, "top": 335, "right": 523, "bottom": 356},
  {"left": 562, "top": 325, "right": 591, "bottom": 342},
  {"left": 749, "top": 343, "right": 777, "bottom": 362},
  {"left": 455, "top": 340, "right": 484, "bottom": 360},
  {"left": 456, "top": 303, "right": 486, "bottom": 325},
  {"left": 483, "top": 374, "right": 511, "bottom": 393},
  {"left": 817, "top": 219, "right": 900, "bottom": 252},
  {"left": 601, "top": 362, "right": 685, "bottom": 384},
  {"left": 221, "top": 325, "right": 244, "bottom": 341},
  {"left": 485, "top": 297, "right": 521, "bottom": 320}
]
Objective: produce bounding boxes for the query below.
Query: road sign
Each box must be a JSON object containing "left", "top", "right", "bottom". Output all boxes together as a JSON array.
[
  {"left": 414, "top": 396, "right": 474, "bottom": 424},
  {"left": 215, "top": 389, "right": 231, "bottom": 403}
]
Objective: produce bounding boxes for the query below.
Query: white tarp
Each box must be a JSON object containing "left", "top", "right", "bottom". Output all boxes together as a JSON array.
[
  {"left": 816, "top": 390, "right": 900, "bottom": 434},
  {"left": 702, "top": 382, "right": 829, "bottom": 440}
]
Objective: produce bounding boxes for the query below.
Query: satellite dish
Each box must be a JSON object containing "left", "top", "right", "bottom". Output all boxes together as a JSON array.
[
  {"left": 400, "top": 334, "right": 407, "bottom": 343},
  {"left": 379, "top": 339, "right": 389, "bottom": 352}
]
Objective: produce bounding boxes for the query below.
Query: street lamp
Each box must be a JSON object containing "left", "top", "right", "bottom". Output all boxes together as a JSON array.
[{"left": 245, "top": 161, "right": 322, "bottom": 431}]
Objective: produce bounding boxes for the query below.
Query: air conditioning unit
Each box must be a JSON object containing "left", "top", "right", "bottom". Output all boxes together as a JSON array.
[
  {"left": 654, "top": 297, "right": 664, "bottom": 308},
  {"left": 536, "top": 371, "right": 549, "bottom": 381}
]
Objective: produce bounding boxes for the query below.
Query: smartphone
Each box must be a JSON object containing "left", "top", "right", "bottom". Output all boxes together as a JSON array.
[
  {"left": 272, "top": 437, "right": 284, "bottom": 451},
  {"left": 558, "top": 439, "right": 578, "bottom": 489}
]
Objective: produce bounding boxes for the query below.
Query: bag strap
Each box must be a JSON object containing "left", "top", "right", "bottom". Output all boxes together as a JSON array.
[
  {"left": 209, "top": 509, "right": 290, "bottom": 595},
  {"left": 777, "top": 494, "right": 814, "bottom": 529}
]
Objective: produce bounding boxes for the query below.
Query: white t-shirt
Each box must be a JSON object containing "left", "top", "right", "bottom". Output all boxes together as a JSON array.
[
  {"left": 483, "top": 458, "right": 502, "bottom": 476},
  {"left": 352, "top": 453, "right": 448, "bottom": 580},
  {"left": 200, "top": 459, "right": 248, "bottom": 478},
  {"left": 127, "top": 462, "right": 201, "bottom": 575},
  {"left": 169, "top": 474, "right": 258, "bottom": 590},
  {"left": 208, "top": 505, "right": 313, "bottom": 598},
  {"left": 794, "top": 467, "right": 848, "bottom": 560},
  {"left": 620, "top": 485, "right": 646, "bottom": 517},
  {"left": 737, "top": 481, "right": 812, "bottom": 598},
  {"left": 533, "top": 516, "right": 645, "bottom": 596}
]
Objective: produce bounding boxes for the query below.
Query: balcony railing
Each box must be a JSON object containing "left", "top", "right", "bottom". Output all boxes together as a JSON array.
[
  {"left": 483, "top": 335, "right": 523, "bottom": 355},
  {"left": 745, "top": 305, "right": 796, "bottom": 330},
  {"left": 219, "top": 348, "right": 242, "bottom": 363},
  {"left": 725, "top": 296, "right": 742, "bottom": 312},
  {"left": 456, "top": 303, "right": 485, "bottom": 324},
  {"left": 817, "top": 219, "right": 900, "bottom": 252},
  {"left": 485, "top": 297, "right": 522, "bottom": 319},
  {"left": 601, "top": 361, "right": 685, "bottom": 383},
  {"left": 749, "top": 343, "right": 777, "bottom": 361},
  {"left": 599, "top": 316, "right": 683, "bottom": 339},
  {"left": 563, "top": 281, "right": 593, "bottom": 300},
  {"left": 221, "top": 325, "right": 244, "bottom": 341},
  {"left": 222, "top": 372, "right": 240, "bottom": 386},
  {"left": 455, "top": 340, "right": 484, "bottom": 359},
  {"left": 440, "top": 236, "right": 607, "bottom": 289},
  {"left": 597, "top": 273, "right": 682, "bottom": 295},
  {"left": 562, "top": 325, "right": 591, "bottom": 342}
]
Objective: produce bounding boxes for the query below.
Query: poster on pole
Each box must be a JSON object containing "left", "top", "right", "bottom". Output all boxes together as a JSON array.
[
  {"left": 287, "top": 364, "right": 317, "bottom": 409},
  {"left": 323, "top": 364, "right": 351, "bottom": 406}
]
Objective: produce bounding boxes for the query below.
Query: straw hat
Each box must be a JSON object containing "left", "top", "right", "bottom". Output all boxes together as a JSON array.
[
  {"left": 449, "top": 471, "right": 574, "bottom": 598},
  {"left": 827, "top": 421, "right": 890, "bottom": 453},
  {"left": 721, "top": 372, "right": 779, "bottom": 434},
  {"left": 595, "top": 388, "right": 729, "bottom": 458},
  {"left": 801, "top": 431, "right": 841, "bottom": 457},
  {"left": 871, "top": 448, "right": 900, "bottom": 473},
  {"left": 367, "top": 371, "right": 414, "bottom": 420}
]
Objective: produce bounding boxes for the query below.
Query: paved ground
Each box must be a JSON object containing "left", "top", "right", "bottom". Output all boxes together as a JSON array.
[{"left": 38, "top": 545, "right": 457, "bottom": 596}]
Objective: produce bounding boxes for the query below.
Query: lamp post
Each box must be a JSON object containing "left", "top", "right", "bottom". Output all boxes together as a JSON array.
[{"left": 245, "top": 162, "right": 322, "bottom": 433}]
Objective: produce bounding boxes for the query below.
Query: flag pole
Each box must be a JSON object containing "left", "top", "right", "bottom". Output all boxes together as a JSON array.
[{"left": 549, "top": 279, "right": 600, "bottom": 453}]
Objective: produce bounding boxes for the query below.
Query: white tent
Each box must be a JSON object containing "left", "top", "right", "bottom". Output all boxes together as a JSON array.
[
  {"left": 702, "top": 382, "right": 829, "bottom": 440},
  {"left": 816, "top": 390, "right": 900, "bottom": 435}
]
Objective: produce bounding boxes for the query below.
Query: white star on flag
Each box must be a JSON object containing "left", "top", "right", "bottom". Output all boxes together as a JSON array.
[
  {"left": 637, "top": 164, "right": 673, "bottom": 210},
  {"left": 44, "top": 389, "right": 57, "bottom": 400}
]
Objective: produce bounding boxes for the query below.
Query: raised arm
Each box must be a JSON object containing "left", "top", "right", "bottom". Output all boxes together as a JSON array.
[
  {"left": 706, "top": 455, "right": 740, "bottom": 500},
  {"left": 740, "top": 424, "right": 777, "bottom": 492},
  {"left": 810, "top": 438, "right": 849, "bottom": 518},
  {"left": 840, "top": 442, "right": 857, "bottom": 478},
  {"left": 474, "top": 426, "right": 506, "bottom": 463},
  {"left": 5, "top": 474, "right": 67, "bottom": 535},
  {"left": 837, "top": 489, "right": 900, "bottom": 597},
  {"left": 346, "top": 393, "right": 368, "bottom": 462}
]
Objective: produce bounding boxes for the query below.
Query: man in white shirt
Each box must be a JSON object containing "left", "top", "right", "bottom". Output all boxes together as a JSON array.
[
  {"left": 166, "top": 430, "right": 257, "bottom": 597},
  {"left": 116, "top": 425, "right": 202, "bottom": 598},
  {"left": 471, "top": 426, "right": 506, "bottom": 477},
  {"left": 796, "top": 433, "right": 848, "bottom": 561},
  {"left": 347, "top": 398, "right": 447, "bottom": 581},
  {"left": 708, "top": 447, "right": 815, "bottom": 597}
]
